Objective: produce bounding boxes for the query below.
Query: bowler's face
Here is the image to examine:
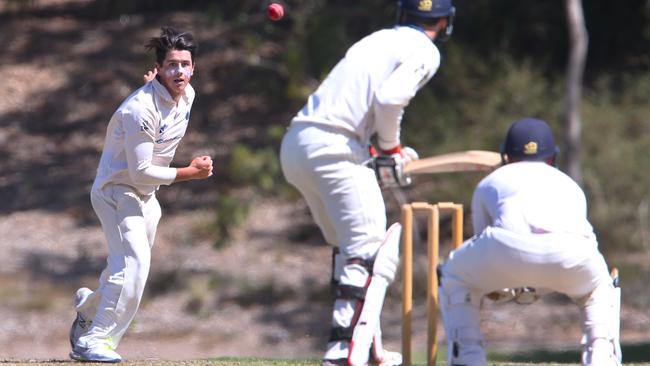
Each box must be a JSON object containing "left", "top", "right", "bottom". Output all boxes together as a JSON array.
[{"left": 156, "top": 49, "right": 194, "bottom": 100}]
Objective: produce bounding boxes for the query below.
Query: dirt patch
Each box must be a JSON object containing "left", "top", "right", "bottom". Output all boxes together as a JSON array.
[{"left": 2, "top": 202, "right": 649, "bottom": 361}]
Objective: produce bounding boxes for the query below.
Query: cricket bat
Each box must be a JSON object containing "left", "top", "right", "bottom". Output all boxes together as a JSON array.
[{"left": 404, "top": 150, "right": 502, "bottom": 175}]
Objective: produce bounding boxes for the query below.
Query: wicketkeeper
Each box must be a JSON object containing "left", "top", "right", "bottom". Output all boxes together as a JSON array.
[
  {"left": 438, "top": 118, "right": 621, "bottom": 366},
  {"left": 280, "top": 1, "right": 456, "bottom": 365}
]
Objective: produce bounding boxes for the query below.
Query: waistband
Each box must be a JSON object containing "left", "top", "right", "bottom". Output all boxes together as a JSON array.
[{"left": 289, "top": 119, "right": 359, "bottom": 139}]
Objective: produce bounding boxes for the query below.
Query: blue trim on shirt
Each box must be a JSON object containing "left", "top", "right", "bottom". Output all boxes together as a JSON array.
[
  {"left": 397, "top": 24, "right": 433, "bottom": 43},
  {"left": 402, "top": 24, "right": 426, "bottom": 34}
]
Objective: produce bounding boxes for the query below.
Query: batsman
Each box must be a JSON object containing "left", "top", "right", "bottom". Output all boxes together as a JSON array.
[{"left": 280, "top": 1, "right": 456, "bottom": 365}]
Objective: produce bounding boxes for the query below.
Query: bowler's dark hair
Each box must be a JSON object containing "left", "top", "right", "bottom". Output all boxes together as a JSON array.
[{"left": 145, "top": 26, "right": 198, "bottom": 65}]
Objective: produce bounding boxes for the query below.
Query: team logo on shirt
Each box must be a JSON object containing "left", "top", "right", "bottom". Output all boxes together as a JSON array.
[
  {"left": 156, "top": 135, "right": 183, "bottom": 144},
  {"left": 418, "top": 0, "right": 433, "bottom": 11},
  {"left": 524, "top": 141, "right": 538, "bottom": 155}
]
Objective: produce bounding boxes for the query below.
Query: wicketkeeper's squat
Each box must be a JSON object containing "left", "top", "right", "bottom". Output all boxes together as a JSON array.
[{"left": 438, "top": 118, "right": 621, "bottom": 366}]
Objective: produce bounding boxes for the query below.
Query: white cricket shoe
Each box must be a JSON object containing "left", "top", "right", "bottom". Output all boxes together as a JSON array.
[
  {"left": 70, "top": 342, "right": 122, "bottom": 363},
  {"left": 69, "top": 288, "right": 93, "bottom": 348},
  {"left": 582, "top": 338, "right": 621, "bottom": 366},
  {"left": 370, "top": 349, "right": 402, "bottom": 366},
  {"left": 321, "top": 349, "right": 402, "bottom": 366}
]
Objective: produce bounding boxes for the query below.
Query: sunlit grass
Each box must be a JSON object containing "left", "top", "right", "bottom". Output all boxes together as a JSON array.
[{"left": 4, "top": 358, "right": 650, "bottom": 366}]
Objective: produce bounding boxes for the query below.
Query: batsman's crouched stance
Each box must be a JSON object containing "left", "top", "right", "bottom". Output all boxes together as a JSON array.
[
  {"left": 281, "top": 123, "right": 405, "bottom": 366},
  {"left": 438, "top": 118, "right": 621, "bottom": 366},
  {"left": 279, "top": 0, "right": 456, "bottom": 364}
]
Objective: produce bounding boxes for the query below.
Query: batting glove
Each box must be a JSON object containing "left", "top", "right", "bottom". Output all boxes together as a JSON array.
[{"left": 371, "top": 145, "right": 418, "bottom": 188}]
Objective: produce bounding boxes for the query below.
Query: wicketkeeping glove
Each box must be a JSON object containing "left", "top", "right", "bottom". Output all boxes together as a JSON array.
[
  {"left": 369, "top": 145, "right": 419, "bottom": 188},
  {"left": 486, "top": 287, "right": 541, "bottom": 305}
]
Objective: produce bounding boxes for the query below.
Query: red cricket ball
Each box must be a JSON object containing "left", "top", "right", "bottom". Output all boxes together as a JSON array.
[{"left": 267, "top": 3, "right": 284, "bottom": 21}]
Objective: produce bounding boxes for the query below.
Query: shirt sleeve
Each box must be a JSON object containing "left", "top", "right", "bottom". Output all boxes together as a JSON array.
[
  {"left": 471, "top": 179, "right": 493, "bottom": 235},
  {"left": 123, "top": 111, "right": 177, "bottom": 186},
  {"left": 373, "top": 101, "right": 404, "bottom": 150},
  {"left": 373, "top": 48, "right": 440, "bottom": 150}
]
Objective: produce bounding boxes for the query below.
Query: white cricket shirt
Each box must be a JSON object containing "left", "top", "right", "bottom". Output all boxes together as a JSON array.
[
  {"left": 93, "top": 78, "right": 195, "bottom": 196},
  {"left": 291, "top": 26, "right": 441, "bottom": 149},
  {"left": 471, "top": 161, "right": 595, "bottom": 239}
]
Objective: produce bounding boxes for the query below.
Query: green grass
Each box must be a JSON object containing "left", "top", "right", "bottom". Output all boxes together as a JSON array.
[
  {"left": 3, "top": 358, "right": 650, "bottom": 366},
  {"left": 491, "top": 341, "right": 650, "bottom": 364},
  {"left": 4, "top": 342, "right": 650, "bottom": 366}
]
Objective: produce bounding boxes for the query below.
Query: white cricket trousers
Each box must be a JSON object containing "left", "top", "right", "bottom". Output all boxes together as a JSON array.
[
  {"left": 77, "top": 183, "right": 161, "bottom": 348},
  {"left": 280, "top": 122, "right": 386, "bottom": 259},
  {"left": 281, "top": 122, "right": 395, "bottom": 361},
  {"left": 439, "top": 226, "right": 615, "bottom": 366},
  {"left": 442, "top": 226, "right": 611, "bottom": 297},
  {"left": 280, "top": 122, "right": 386, "bottom": 359}
]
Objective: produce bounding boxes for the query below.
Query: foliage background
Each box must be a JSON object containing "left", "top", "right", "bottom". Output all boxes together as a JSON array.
[{"left": 2, "top": 0, "right": 647, "bottom": 251}]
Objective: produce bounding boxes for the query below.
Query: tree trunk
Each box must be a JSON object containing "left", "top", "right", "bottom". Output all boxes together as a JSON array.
[{"left": 564, "top": 0, "right": 588, "bottom": 184}]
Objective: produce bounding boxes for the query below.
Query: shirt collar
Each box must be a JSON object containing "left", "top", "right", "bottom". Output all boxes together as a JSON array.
[
  {"left": 402, "top": 24, "right": 426, "bottom": 34},
  {"left": 397, "top": 24, "right": 432, "bottom": 42}
]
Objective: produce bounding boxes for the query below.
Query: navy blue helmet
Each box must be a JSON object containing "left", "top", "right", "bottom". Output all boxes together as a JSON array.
[
  {"left": 397, "top": 0, "right": 456, "bottom": 40},
  {"left": 398, "top": 0, "right": 455, "bottom": 18},
  {"left": 501, "top": 118, "right": 560, "bottom": 163}
]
